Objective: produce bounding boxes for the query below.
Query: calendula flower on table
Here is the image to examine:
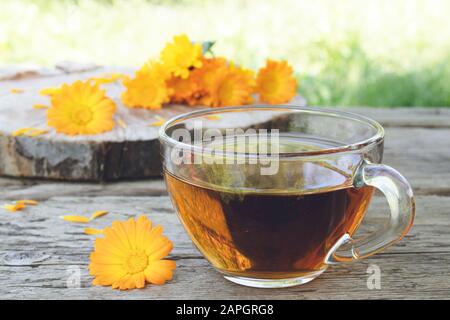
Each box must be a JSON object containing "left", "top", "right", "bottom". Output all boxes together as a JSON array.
[
  {"left": 166, "top": 75, "right": 202, "bottom": 106},
  {"left": 89, "top": 215, "right": 176, "bottom": 290},
  {"left": 200, "top": 64, "right": 255, "bottom": 107},
  {"left": 190, "top": 57, "right": 228, "bottom": 91},
  {"left": 47, "top": 81, "right": 116, "bottom": 135},
  {"left": 161, "top": 34, "right": 203, "bottom": 79},
  {"left": 256, "top": 60, "right": 297, "bottom": 104},
  {"left": 121, "top": 63, "right": 171, "bottom": 110}
]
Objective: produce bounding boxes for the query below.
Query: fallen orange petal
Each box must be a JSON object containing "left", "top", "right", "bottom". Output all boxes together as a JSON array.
[
  {"left": 39, "top": 87, "right": 61, "bottom": 96},
  {"left": 62, "top": 215, "right": 90, "bottom": 223},
  {"left": 13, "top": 128, "right": 48, "bottom": 137},
  {"left": 33, "top": 104, "right": 49, "bottom": 109},
  {"left": 89, "top": 73, "right": 126, "bottom": 85},
  {"left": 10, "top": 88, "right": 24, "bottom": 94},
  {"left": 1, "top": 202, "right": 26, "bottom": 212},
  {"left": 90, "top": 210, "right": 109, "bottom": 220},
  {"left": 12, "top": 127, "right": 34, "bottom": 137},
  {"left": 117, "top": 118, "right": 127, "bottom": 128},
  {"left": 84, "top": 228, "right": 104, "bottom": 235},
  {"left": 149, "top": 116, "right": 166, "bottom": 127},
  {"left": 16, "top": 200, "right": 39, "bottom": 206},
  {"left": 25, "top": 129, "right": 49, "bottom": 137},
  {"left": 205, "top": 115, "right": 221, "bottom": 120}
]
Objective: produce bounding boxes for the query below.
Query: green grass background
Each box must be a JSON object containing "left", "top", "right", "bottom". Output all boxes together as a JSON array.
[{"left": 1, "top": 0, "right": 449, "bottom": 107}]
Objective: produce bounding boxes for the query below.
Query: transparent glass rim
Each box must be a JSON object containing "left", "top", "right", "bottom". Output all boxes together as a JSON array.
[{"left": 159, "top": 105, "right": 385, "bottom": 158}]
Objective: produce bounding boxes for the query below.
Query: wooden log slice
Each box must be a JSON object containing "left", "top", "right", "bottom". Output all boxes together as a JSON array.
[{"left": 0, "top": 63, "right": 306, "bottom": 181}]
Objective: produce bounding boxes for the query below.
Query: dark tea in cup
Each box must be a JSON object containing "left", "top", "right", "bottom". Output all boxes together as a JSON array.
[{"left": 166, "top": 171, "right": 374, "bottom": 279}]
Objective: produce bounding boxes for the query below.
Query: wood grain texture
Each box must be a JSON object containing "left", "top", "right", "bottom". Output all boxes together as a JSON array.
[
  {"left": 0, "top": 107, "right": 449, "bottom": 299},
  {"left": 0, "top": 195, "right": 449, "bottom": 299}
]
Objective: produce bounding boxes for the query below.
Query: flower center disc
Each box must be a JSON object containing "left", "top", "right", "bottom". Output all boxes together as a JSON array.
[
  {"left": 125, "top": 252, "right": 148, "bottom": 274},
  {"left": 72, "top": 107, "right": 93, "bottom": 125}
]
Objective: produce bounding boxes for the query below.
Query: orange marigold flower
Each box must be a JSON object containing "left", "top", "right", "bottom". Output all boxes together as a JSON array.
[
  {"left": 47, "top": 81, "right": 116, "bottom": 135},
  {"left": 121, "top": 63, "right": 171, "bottom": 110},
  {"left": 89, "top": 215, "right": 176, "bottom": 290},
  {"left": 166, "top": 75, "right": 202, "bottom": 106},
  {"left": 256, "top": 60, "right": 297, "bottom": 104},
  {"left": 200, "top": 64, "right": 255, "bottom": 107},
  {"left": 161, "top": 34, "right": 203, "bottom": 79},
  {"left": 190, "top": 57, "right": 228, "bottom": 92}
]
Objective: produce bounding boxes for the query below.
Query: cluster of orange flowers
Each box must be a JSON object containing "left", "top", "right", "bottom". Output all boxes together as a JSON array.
[
  {"left": 28, "top": 34, "right": 297, "bottom": 136},
  {"left": 122, "top": 34, "right": 297, "bottom": 109}
]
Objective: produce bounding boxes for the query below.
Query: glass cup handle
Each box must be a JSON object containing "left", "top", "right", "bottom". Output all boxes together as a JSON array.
[{"left": 327, "top": 160, "right": 416, "bottom": 263}]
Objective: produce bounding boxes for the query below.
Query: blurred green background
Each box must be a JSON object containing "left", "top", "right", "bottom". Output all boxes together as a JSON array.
[{"left": 1, "top": 0, "right": 449, "bottom": 107}]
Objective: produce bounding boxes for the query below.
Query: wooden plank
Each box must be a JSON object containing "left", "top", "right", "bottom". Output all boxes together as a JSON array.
[
  {"left": 1, "top": 253, "right": 449, "bottom": 300},
  {"left": 0, "top": 125, "right": 449, "bottom": 200},
  {"left": 0, "top": 179, "right": 168, "bottom": 201},
  {"left": 339, "top": 107, "right": 450, "bottom": 128},
  {"left": 0, "top": 195, "right": 448, "bottom": 299},
  {"left": 382, "top": 127, "right": 450, "bottom": 195}
]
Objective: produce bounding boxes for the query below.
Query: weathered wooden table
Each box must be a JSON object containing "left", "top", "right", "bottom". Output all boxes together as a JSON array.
[{"left": 1, "top": 107, "right": 449, "bottom": 299}]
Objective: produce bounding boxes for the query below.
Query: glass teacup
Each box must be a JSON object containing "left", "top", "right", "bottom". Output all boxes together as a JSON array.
[{"left": 159, "top": 106, "right": 415, "bottom": 288}]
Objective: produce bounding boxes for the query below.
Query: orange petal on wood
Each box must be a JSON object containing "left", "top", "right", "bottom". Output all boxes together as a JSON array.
[
  {"left": 33, "top": 104, "right": 49, "bottom": 109},
  {"left": 205, "top": 115, "right": 221, "bottom": 120},
  {"left": 149, "top": 116, "right": 166, "bottom": 127},
  {"left": 16, "top": 200, "right": 39, "bottom": 205},
  {"left": 117, "top": 118, "right": 127, "bottom": 128},
  {"left": 1, "top": 202, "right": 26, "bottom": 212},
  {"left": 90, "top": 210, "right": 109, "bottom": 220},
  {"left": 25, "top": 129, "right": 49, "bottom": 137},
  {"left": 62, "top": 215, "right": 90, "bottom": 223},
  {"left": 12, "top": 127, "right": 34, "bottom": 137},
  {"left": 84, "top": 228, "right": 104, "bottom": 235},
  {"left": 39, "top": 87, "right": 60, "bottom": 96}
]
